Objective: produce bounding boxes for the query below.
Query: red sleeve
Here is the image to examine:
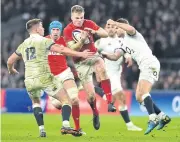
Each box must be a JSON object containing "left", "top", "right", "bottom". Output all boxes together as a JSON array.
[
  {"left": 87, "top": 20, "right": 100, "bottom": 31},
  {"left": 45, "top": 35, "right": 50, "bottom": 38},
  {"left": 63, "top": 26, "right": 73, "bottom": 42}
]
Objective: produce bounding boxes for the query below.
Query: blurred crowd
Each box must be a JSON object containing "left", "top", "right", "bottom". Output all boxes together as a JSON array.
[{"left": 1, "top": 0, "right": 180, "bottom": 89}]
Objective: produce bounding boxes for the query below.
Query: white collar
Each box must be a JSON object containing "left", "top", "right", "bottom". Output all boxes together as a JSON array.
[{"left": 30, "top": 33, "right": 41, "bottom": 37}]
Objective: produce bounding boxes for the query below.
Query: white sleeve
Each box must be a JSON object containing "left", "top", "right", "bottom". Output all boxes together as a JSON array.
[{"left": 95, "top": 39, "right": 103, "bottom": 52}]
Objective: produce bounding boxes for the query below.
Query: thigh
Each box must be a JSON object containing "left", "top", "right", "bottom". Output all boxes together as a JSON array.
[
  {"left": 43, "top": 75, "right": 63, "bottom": 97},
  {"left": 82, "top": 81, "right": 95, "bottom": 97},
  {"left": 110, "top": 74, "right": 123, "bottom": 95},
  {"left": 139, "top": 62, "right": 160, "bottom": 85},
  {"left": 75, "top": 63, "right": 93, "bottom": 85},
  {"left": 136, "top": 79, "right": 152, "bottom": 96},
  {"left": 53, "top": 88, "right": 70, "bottom": 104}
]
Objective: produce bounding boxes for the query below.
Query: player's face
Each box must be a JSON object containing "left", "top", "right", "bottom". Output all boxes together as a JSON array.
[
  {"left": 36, "top": 22, "right": 44, "bottom": 36},
  {"left": 71, "top": 12, "right": 84, "bottom": 27},
  {"left": 116, "top": 27, "right": 125, "bottom": 37},
  {"left": 51, "top": 28, "right": 61, "bottom": 40},
  {"left": 105, "top": 24, "right": 116, "bottom": 37}
]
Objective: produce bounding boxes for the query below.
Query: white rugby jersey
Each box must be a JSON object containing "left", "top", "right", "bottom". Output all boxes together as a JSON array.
[
  {"left": 95, "top": 36, "right": 124, "bottom": 74},
  {"left": 119, "top": 31, "right": 157, "bottom": 67}
]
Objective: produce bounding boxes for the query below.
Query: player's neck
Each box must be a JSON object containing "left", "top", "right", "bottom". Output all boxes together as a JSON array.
[
  {"left": 50, "top": 35, "right": 60, "bottom": 41},
  {"left": 30, "top": 32, "right": 41, "bottom": 37},
  {"left": 109, "top": 35, "right": 117, "bottom": 38}
]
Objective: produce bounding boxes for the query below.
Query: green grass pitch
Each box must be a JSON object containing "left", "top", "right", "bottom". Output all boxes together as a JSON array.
[{"left": 1, "top": 114, "right": 180, "bottom": 142}]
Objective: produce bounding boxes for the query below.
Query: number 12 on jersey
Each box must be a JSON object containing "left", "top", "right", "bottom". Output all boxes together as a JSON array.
[{"left": 25, "top": 47, "right": 36, "bottom": 60}]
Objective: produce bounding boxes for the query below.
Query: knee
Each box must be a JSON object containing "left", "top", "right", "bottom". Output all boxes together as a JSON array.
[
  {"left": 32, "top": 97, "right": 41, "bottom": 104},
  {"left": 87, "top": 92, "right": 95, "bottom": 102},
  {"left": 67, "top": 87, "right": 79, "bottom": 105},
  {"left": 50, "top": 97, "right": 62, "bottom": 110},
  {"left": 71, "top": 98, "right": 79, "bottom": 105}
]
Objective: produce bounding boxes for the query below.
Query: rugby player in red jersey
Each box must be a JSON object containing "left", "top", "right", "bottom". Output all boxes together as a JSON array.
[
  {"left": 46, "top": 21, "right": 85, "bottom": 136},
  {"left": 63, "top": 5, "right": 113, "bottom": 130}
]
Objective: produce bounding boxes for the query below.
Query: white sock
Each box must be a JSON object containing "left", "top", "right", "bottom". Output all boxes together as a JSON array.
[
  {"left": 157, "top": 112, "right": 166, "bottom": 120},
  {"left": 118, "top": 105, "right": 128, "bottom": 111},
  {"left": 126, "top": 121, "right": 133, "bottom": 127},
  {"left": 149, "top": 113, "right": 157, "bottom": 121},
  {"left": 62, "top": 120, "right": 70, "bottom": 127},
  {"left": 39, "top": 125, "right": 45, "bottom": 131},
  {"left": 103, "top": 95, "right": 107, "bottom": 100}
]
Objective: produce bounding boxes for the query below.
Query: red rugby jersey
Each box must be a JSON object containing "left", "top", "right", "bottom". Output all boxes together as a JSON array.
[
  {"left": 46, "top": 35, "right": 68, "bottom": 75},
  {"left": 63, "top": 19, "right": 100, "bottom": 63}
]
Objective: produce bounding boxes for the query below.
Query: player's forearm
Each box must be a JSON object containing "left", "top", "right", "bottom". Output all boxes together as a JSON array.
[
  {"left": 104, "top": 53, "right": 119, "bottom": 61},
  {"left": 67, "top": 41, "right": 84, "bottom": 51},
  {"left": 7, "top": 53, "right": 20, "bottom": 71},
  {"left": 69, "top": 42, "right": 84, "bottom": 51},
  {"left": 96, "top": 28, "right": 108, "bottom": 38},
  {"left": 51, "top": 44, "right": 83, "bottom": 57},
  {"left": 116, "top": 22, "right": 136, "bottom": 35},
  {"left": 7, "top": 61, "right": 14, "bottom": 72}
]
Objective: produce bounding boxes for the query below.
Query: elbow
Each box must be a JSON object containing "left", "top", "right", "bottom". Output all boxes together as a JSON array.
[{"left": 128, "top": 27, "right": 136, "bottom": 35}]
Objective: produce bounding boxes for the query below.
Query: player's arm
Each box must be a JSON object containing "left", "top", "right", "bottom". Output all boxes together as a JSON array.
[
  {"left": 67, "top": 40, "right": 84, "bottom": 51},
  {"left": 124, "top": 53, "right": 133, "bottom": 67},
  {"left": 107, "top": 19, "right": 136, "bottom": 36},
  {"left": 85, "top": 27, "right": 108, "bottom": 38},
  {"left": 50, "top": 44, "right": 94, "bottom": 59},
  {"left": 116, "top": 22, "right": 136, "bottom": 36},
  {"left": 65, "top": 30, "right": 88, "bottom": 51},
  {"left": 101, "top": 48, "right": 124, "bottom": 61},
  {"left": 94, "top": 39, "right": 103, "bottom": 53},
  {"left": 7, "top": 53, "right": 21, "bottom": 74}
]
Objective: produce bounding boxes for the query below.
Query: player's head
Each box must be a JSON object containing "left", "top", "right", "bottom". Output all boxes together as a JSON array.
[
  {"left": 116, "top": 18, "right": 129, "bottom": 37},
  {"left": 105, "top": 23, "right": 116, "bottom": 37},
  {"left": 49, "top": 21, "right": 63, "bottom": 40},
  {"left": 26, "top": 19, "right": 44, "bottom": 36},
  {"left": 71, "top": 5, "right": 85, "bottom": 27}
]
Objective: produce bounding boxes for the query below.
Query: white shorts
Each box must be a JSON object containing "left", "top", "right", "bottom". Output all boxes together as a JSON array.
[
  {"left": 139, "top": 60, "right": 160, "bottom": 85},
  {"left": 107, "top": 70, "right": 123, "bottom": 94},
  {"left": 55, "top": 67, "right": 74, "bottom": 83}
]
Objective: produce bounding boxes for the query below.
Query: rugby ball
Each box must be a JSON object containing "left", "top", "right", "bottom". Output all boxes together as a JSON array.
[{"left": 72, "top": 29, "right": 90, "bottom": 44}]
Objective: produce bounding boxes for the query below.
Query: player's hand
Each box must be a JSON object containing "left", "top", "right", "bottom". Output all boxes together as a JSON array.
[
  {"left": 125, "top": 57, "right": 133, "bottom": 67},
  {"left": 8, "top": 68, "right": 19, "bottom": 75},
  {"left": 80, "top": 31, "right": 89, "bottom": 43},
  {"left": 84, "top": 28, "right": 96, "bottom": 34},
  {"left": 81, "top": 49, "right": 95, "bottom": 59}
]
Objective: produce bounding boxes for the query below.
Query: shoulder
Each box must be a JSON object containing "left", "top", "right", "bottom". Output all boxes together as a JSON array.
[
  {"left": 45, "top": 35, "right": 51, "bottom": 39},
  {"left": 64, "top": 22, "right": 73, "bottom": 31},
  {"left": 57, "top": 36, "right": 66, "bottom": 45}
]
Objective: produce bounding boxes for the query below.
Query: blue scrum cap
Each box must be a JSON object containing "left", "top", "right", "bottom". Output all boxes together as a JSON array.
[{"left": 49, "top": 21, "right": 63, "bottom": 33}]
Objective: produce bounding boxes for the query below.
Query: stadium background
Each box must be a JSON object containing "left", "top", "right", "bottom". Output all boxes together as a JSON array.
[{"left": 1, "top": 0, "right": 180, "bottom": 141}]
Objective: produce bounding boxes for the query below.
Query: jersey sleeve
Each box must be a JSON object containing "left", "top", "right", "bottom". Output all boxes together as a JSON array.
[
  {"left": 88, "top": 20, "right": 100, "bottom": 31},
  {"left": 95, "top": 39, "right": 103, "bottom": 52},
  {"left": 43, "top": 38, "right": 55, "bottom": 50},
  {"left": 114, "top": 42, "right": 126, "bottom": 54},
  {"left": 63, "top": 27, "right": 73, "bottom": 42},
  {"left": 15, "top": 43, "right": 23, "bottom": 56}
]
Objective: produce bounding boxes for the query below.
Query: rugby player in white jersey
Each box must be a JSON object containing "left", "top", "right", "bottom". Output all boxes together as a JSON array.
[
  {"left": 95, "top": 24, "right": 142, "bottom": 131},
  {"left": 101, "top": 18, "right": 171, "bottom": 135}
]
